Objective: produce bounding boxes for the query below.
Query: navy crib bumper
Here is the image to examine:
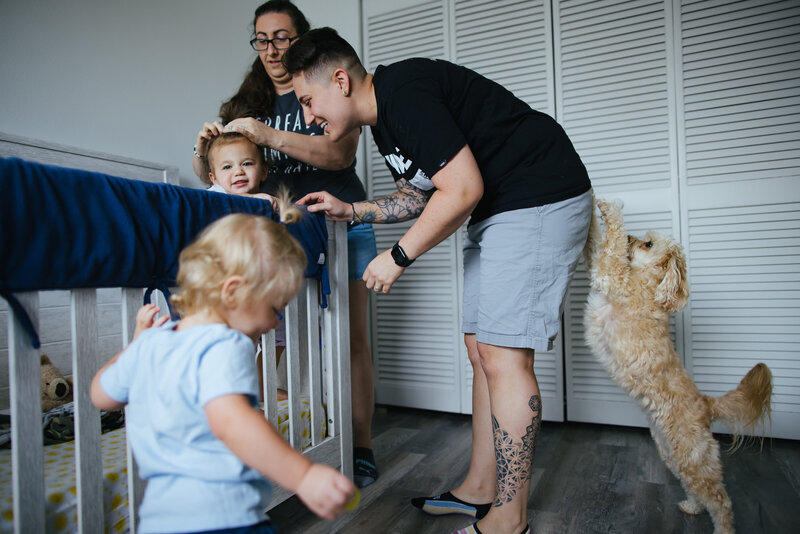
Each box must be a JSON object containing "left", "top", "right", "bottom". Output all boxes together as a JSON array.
[{"left": 0, "top": 157, "right": 329, "bottom": 348}]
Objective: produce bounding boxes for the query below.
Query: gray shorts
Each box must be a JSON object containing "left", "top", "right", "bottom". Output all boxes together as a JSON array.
[{"left": 462, "top": 190, "right": 592, "bottom": 351}]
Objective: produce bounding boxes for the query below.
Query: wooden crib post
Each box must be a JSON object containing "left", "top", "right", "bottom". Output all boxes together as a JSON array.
[
  {"left": 260, "top": 330, "right": 278, "bottom": 424},
  {"left": 7, "top": 291, "right": 45, "bottom": 534},
  {"left": 70, "top": 288, "right": 103, "bottom": 532},
  {"left": 121, "top": 287, "right": 145, "bottom": 534},
  {"left": 303, "top": 280, "right": 324, "bottom": 446},
  {"left": 326, "top": 221, "right": 353, "bottom": 479},
  {"left": 285, "top": 297, "right": 302, "bottom": 449}
]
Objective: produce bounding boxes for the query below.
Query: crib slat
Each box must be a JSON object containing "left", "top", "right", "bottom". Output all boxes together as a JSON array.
[
  {"left": 295, "top": 281, "right": 311, "bottom": 399},
  {"left": 121, "top": 288, "right": 145, "bottom": 534},
  {"left": 285, "top": 298, "right": 302, "bottom": 449},
  {"left": 326, "top": 221, "right": 352, "bottom": 478},
  {"left": 261, "top": 330, "right": 278, "bottom": 425},
  {"left": 322, "top": 300, "right": 336, "bottom": 439},
  {"left": 304, "top": 280, "right": 323, "bottom": 446},
  {"left": 70, "top": 289, "right": 103, "bottom": 533},
  {"left": 321, "top": 225, "right": 337, "bottom": 439},
  {"left": 7, "top": 292, "right": 45, "bottom": 534}
]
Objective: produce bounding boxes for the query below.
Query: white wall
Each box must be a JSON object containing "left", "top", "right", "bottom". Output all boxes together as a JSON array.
[{"left": 0, "top": 0, "right": 362, "bottom": 188}]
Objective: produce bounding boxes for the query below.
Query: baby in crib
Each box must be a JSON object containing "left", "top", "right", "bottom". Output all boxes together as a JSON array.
[
  {"left": 204, "top": 131, "right": 272, "bottom": 199},
  {"left": 90, "top": 213, "right": 355, "bottom": 534}
]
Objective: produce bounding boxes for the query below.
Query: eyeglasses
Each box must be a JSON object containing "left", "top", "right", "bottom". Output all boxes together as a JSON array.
[{"left": 250, "top": 35, "right": 298, "bottom": 51}]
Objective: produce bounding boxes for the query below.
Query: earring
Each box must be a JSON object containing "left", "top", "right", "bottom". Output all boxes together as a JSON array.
[{"left": 343, "top": 89, "right": 348, "bottom": 96}]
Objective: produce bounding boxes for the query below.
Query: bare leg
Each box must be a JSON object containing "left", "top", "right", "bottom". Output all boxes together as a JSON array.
[
  {"left": 451, "top": 334, "right": 498, "bottom": 504},
  {"left": 349, "top": 280, "right": 374, "bottom": 448},
  {"left": 477, "top": 342, "right": 539, "bottom": 534}
]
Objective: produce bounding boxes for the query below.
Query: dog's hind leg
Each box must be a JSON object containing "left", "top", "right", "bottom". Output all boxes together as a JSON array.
[
  {"left": 648, "top": 421, "right": 705, "bottom": 514},
  {"left": 672, "top": 437, "right": 735, "bottom": 534}
]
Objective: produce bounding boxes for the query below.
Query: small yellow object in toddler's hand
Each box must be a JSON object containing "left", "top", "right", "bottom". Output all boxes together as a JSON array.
[{"left": 344, "top": 489, "right": 360, "bottom": 511}]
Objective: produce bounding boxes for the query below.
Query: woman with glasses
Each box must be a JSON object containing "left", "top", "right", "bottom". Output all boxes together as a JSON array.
[
  {"left": 284, "top": 27, "right": 592, "bottom": 534},
  {"left": 191, "top": 1, "right": 380, "bottom": 489}
]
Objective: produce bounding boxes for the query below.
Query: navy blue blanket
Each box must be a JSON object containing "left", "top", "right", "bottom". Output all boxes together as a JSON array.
[{"left": 0, "top": 157, "right": 328, "bottom": 348}]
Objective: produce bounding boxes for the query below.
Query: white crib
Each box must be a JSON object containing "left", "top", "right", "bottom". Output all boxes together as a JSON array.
[{"left": 0, "top": 132, "right": 353, "bottom": 533}]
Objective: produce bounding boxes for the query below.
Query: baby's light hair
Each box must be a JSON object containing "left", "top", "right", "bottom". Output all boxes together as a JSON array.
[
  {"left": 273, "top": 184, "right": 302, "bottom": 224},
  {"left": 171, "top": 213, "right": 306, "bottom": 318}
]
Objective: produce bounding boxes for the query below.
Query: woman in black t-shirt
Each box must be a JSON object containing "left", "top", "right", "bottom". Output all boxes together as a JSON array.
[{"left": 287, "top": 28, "right": 592, "bottom": 534}]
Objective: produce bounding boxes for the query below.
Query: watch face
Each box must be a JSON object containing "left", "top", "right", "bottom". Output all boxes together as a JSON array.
[
  {"left": 392, "top": 243, "right": 411, "bottom": 267},
  {"left": 391, "top": 244, "right": 403, "bottom": 263}
]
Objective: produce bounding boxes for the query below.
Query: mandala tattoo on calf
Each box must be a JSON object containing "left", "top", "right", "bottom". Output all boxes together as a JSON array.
[{"left": 493, "top": 395, "right": 541, "bottom": 506}]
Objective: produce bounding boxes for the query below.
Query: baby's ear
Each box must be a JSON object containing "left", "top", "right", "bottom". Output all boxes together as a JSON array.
[
  {"left": 220, "top": 275, "right": 245, "bottom": 308},
  {"left": 655, "top": 244, "right": 689, "bottom": 312}
]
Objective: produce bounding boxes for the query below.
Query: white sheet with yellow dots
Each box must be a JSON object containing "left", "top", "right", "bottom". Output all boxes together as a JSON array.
[{"left": 0, "top": 397, "right": 325, "bottom": 533}]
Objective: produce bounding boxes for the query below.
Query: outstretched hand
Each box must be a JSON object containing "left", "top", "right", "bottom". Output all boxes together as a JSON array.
[
  {"left": 133, "top": 304, "right": 169, "bottom": 340},
  {"left": 296, "top": 191, "right": 353, "bottom": 222}
]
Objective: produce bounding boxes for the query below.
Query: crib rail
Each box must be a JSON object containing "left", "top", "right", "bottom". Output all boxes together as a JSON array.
[
  {"left": 7, "top": 292, "right": 45, "bottom": 533},
  {"left": 3, "top": 220, "right": 351, "bottom": 533}
]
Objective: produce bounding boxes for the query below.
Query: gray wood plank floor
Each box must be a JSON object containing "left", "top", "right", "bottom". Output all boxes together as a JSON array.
[{"left": 270, "top": 406, "right": 800, "bottom": 534}]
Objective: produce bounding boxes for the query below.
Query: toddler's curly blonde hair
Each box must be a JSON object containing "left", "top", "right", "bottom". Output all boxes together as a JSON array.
[{"left": 171, "top": 213, "right": 306, "bottom": 317}]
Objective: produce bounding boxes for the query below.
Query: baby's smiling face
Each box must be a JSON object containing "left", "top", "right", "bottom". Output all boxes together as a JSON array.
[{"left": 208, "top": 139, "right": 266, "bottom": 195}]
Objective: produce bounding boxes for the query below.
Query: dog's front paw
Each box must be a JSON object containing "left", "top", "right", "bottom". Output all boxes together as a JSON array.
[
  {"left": 595, "top": 199, "right": 627, "bottom": 249},
  {"left": 596, "top": 199, "right": 623, "bottom": 222}
]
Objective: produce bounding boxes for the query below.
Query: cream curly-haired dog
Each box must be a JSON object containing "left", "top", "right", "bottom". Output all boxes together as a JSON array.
[{"left": 583, "top": 197, "right": 772, "bottom": 534}]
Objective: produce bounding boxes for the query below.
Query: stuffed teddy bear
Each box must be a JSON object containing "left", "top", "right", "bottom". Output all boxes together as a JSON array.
[{"left": 41, "top": 354, "right": 73, "bottom": 412}]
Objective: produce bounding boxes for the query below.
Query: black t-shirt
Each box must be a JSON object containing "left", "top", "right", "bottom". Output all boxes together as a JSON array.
[
  {"left": 260, "top": 91, "right": 366, "bottom": 203},
  {"left": 370, "top": 58, "right": 591, "bottom": 224}
]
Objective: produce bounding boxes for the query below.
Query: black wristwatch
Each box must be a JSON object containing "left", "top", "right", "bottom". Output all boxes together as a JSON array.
[{"left": 391, "top": 242, "right": 415, "bottom": 267}]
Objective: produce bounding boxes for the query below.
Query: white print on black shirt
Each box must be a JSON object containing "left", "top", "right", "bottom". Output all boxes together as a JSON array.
[
  {"left": 385, "top": 152, "right": 411, "bottom": 175},
  {"left": 264, "top": 110, "right": 318, "bottom": 174},
  {"left": 383, "top": 147, "right": 434, "bottom": 191}
]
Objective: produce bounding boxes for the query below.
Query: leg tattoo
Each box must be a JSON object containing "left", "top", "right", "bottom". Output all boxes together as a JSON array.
[{"left": 493, "top": 395, "right": 541, "bottom": 506}]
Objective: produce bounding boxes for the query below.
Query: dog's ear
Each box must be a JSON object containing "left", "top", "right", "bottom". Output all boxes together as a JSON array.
[{"left": 655, "top": 243, "right": 689, "bottom": 312}]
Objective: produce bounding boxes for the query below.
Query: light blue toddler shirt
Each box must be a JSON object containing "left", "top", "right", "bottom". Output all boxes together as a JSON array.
[{"left": 101, "top": 322, "right": 271, "bottom": 533}]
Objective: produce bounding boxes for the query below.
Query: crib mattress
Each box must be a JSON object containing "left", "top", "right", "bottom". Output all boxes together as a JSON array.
[{"left": 0, "top": 398, "right": 325, "bottom": 533}]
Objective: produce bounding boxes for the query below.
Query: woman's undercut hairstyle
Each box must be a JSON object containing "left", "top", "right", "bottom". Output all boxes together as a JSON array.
[
  {"left": 282, "top": 27, "right": 366, "bottom": 81},
  {"left": 171, "top": 213, "right": 306, "bottom": 318},
  {"left": 218, "top": 1, "right": 311, "bottom": 123}
]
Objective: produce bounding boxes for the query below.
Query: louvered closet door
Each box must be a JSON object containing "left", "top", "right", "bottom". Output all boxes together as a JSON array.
[
  {"left": 363, "top": 0, "right": 466, "bottom": 412},
  {"left": 452, "top": 0, "right": 564, "bottom": 421},
  {"left": 677, "top": 0, "right": 800, "bottom": 439},
  {"left": 558, "top": 0, "right": 682, "bottom": 426}
]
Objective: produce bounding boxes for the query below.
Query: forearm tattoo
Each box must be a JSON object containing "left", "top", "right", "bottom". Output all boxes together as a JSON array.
[
  {"left": 493, "top": 395, "right": 541, "bottom": 506},
  {"left": 357, "top": 178, "right": 433, "bottom": 223}
]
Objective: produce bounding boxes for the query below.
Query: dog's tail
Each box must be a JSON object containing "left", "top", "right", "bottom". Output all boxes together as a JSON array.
[{"left": 710, "top": 362, "right": 773, "bottom": 448}]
